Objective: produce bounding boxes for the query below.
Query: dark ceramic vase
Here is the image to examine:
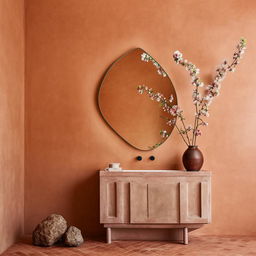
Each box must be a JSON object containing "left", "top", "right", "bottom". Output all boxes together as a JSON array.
[{"left": 182, "top": 146, "right": 204, "bottom": 171}]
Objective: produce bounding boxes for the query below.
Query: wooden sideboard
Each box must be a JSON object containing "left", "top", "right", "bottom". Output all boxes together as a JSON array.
[{"left": 100, "top": 170, "right": 211, "bottom": 244}]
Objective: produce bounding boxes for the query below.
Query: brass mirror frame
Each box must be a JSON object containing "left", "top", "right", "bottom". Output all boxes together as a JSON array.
[{"left": 98, "top": 48, "right": 178, "bottom": 151}]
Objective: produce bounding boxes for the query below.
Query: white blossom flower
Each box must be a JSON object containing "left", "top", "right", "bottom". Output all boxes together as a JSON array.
[
  {"left": 200, "top": 109, "right": 209, "bottom": 117},
  {"left": 166, "top": 119, "right": 176, "bottom": 126},
  {"left": 160, "top": 130, "right": 168, "bottom": 138},
  {"left": 169, "top": 105, "right": 182, "bottom": 116},
  {"left": 194, "top": 129, "right": 202, "bottom": 136},
  {"left": 203, "top": 95, "right": 211, "bottom": 101},
  {"left": 137, "top": 85, "right": 145, "bottom": 94},
  {"left": 141, "top": 53, "right": 150, "bottom": 62},
  {"left": 173, "top": 50, "right": 183, "bottom": 63},
  {"left": 141, "top": 52, "right": 167, "bottom": 78},
  {"left": 169, "top": 95, "right": 174, "bottom": 103}
]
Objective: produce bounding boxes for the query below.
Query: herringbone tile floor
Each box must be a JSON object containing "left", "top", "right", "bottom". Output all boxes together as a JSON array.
[{"left": 2, "top": 235, "right": 256, "bottom": 256}]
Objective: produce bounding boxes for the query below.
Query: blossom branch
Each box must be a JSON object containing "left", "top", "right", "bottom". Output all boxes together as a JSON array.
[
  {"left": 141, "top": 52, "right": 167, "bottom": 77},
  {"left": 172, "top": 38, "right": 247, "bottom": 146},
  {"left": 137, "top": 85, "right": 190, "bottom": 145},
  {"left": 137, "top": 39, "right": 246, "bottom": 148}
]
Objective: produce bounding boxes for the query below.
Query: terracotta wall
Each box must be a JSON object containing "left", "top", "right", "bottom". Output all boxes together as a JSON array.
[
  {"left": 0, "top": 0, "right": 25, "bottom": 253},
  {"left": 25, "top": 0, "right": 256, "bottom": 236}
]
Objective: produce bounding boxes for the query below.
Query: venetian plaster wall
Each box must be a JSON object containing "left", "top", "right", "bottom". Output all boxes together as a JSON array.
[
  {"left": 0, "top": 0, "right": 25, "bottom": 253},
  {"left": 25, "top": 0, "right": 256, "bottom": 236}
]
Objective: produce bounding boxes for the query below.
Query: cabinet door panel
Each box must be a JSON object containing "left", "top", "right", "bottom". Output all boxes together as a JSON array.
[
  {"left": 130, "top": 183, "right": 148, "bottom": 223},
  {"left": 180, "top": 181, "right": 211, "bottom": 223},
  {"left": 130, "top": 182, "right": 179, "bottom": 224},
  {"left": 100, "top": 179, "right": 129, "bottom": 223}
]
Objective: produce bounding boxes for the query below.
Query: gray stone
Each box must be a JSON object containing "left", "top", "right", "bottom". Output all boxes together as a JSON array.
[
  {"left": 64, "top": 226, "right": 84, "bottom": 247},
  {"left": 32, "top": 214, "right": 67, "bottom": 246}
]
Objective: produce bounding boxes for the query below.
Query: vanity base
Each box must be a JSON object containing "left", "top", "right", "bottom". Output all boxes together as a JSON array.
[
  {"left": 104, "top": 224, "right": 203, "bottom": 245},
  {"left": 100, "top": 170, "right": 211, "bottom": 245}
]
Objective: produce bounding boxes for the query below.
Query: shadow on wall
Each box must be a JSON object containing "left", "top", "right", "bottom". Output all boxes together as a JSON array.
[
  {"left": 71, "top": 171, "right": 105, "bottom": 237},
  {"left": 94, "top": 50, "right": 125, "bottom": 114}
]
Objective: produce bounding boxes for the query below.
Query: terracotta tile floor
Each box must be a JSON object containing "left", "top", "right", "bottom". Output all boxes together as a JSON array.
[{"left": 2, "top": 235, "right": 256, "bottom": 256}]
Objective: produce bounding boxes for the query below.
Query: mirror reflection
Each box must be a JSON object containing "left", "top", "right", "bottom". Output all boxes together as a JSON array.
[{"left": 98, "top": 48, "right": 177, "bottom": 150}]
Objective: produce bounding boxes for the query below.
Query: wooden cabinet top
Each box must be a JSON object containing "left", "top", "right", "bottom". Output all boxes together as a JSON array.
[{"left": 99, "top": 170, "right": 211, "bottom": 177}]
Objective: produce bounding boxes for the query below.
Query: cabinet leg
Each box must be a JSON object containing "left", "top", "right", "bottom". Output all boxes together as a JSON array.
[
  {"left": 107, "top": 228, "right": 111, "bottom": 244},
  {"left": 183, "top": 227, "right": 188, "bottom": 245}
]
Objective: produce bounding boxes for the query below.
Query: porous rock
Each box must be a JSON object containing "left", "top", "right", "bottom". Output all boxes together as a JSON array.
[
  {"left": 64, "top": 226, "right": 84, "bottom": 247},
  {"left": 32, "top": 214, "right": 67, "bottom": 246}
]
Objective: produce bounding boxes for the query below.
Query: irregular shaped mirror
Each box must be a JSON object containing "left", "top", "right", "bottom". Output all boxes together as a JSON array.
[{"left": 98, "top": 48, "right": 177, "bottom": 150}]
